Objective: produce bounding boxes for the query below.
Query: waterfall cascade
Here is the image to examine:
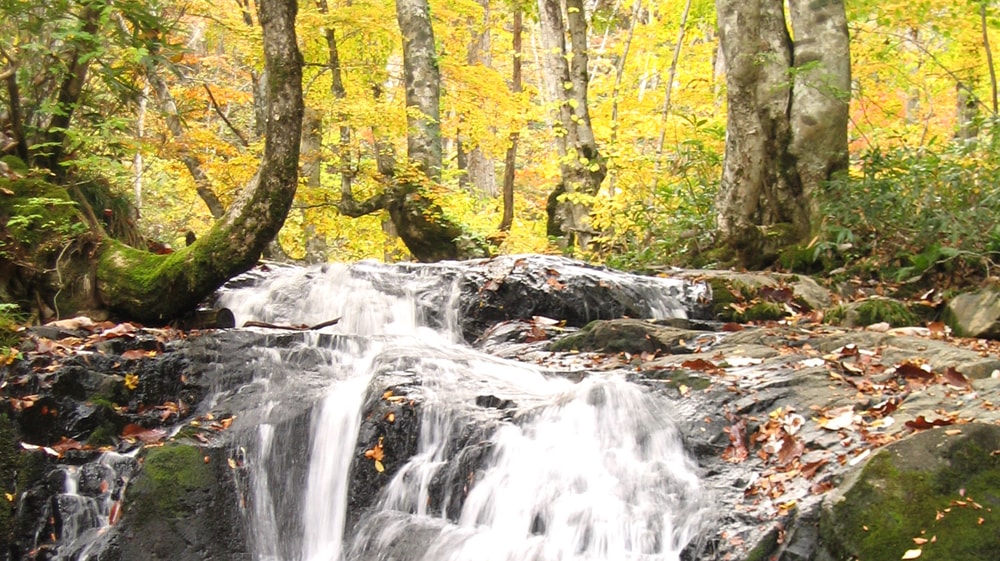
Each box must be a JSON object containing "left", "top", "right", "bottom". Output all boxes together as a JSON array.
[{"left": 215, "top": 258, "right": 709, "bottom": 561}]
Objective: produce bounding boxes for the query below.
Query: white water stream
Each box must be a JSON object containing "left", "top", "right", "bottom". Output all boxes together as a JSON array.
[{"left": 217, "top": 259, "right": 707, "bottom": 561}]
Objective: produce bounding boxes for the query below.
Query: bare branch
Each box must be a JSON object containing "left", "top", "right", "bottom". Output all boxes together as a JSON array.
[{"left": 202, "top": 83, "right": 250, "bottom": 147}]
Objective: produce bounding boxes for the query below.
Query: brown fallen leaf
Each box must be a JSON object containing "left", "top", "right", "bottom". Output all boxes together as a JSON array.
[{"left": 942, "top": 367, "right": 972, "bottom": 391}]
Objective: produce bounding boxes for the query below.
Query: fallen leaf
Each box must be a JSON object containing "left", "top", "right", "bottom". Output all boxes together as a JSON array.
[
  {"left": 817, "top": 406, "right": 856, "bottom": 431},
  {"left": 901, "top": 548, "right": 922, "bottom": 560},
  {"left": 681, "top": 358, "right": 717, "bottom": 372},
  {"left": 905, "top": 416, "right": 955, "bottom": 430},
  {"left": 121, "top": 349, "right": 157, "bottom": 360},
  {"left": 124, "top": 373, "right": 139, "bottom": 390},
  {"left": 942, "top": 367, "right": 972, "bottom": 391},
  {"left": 120, "top": 424, "right": 167, "bottom": 444}
]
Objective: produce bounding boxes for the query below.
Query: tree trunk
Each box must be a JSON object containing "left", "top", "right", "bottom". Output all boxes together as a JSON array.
[
  {"left": 537, "top": 0, "right": 606, "bottom": 249},
  {"left": 715, "top": 0, "right": 849, "bottom": 267},
  {"left": 397, "top": 0, "right": 442, "bottom": 180},
  {"left": 96, "top": 0, "right": 304, "bottom": 322},
  {"left": 497, "top": 4, "right": 522, "bottom": 234},
  {"left": 387, "top": 0, "right": 486, "bottom": 261}
]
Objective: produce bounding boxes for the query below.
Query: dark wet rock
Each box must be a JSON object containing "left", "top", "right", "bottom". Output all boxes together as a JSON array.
[
  {"left": 6, "top": 259, "right": 1000, "bottom": 561},
  {"left": 945, "top": 287, "right": 1000, "bottom": 339},
  {"left": 457, "top": 255, "right": 709, "bottom": 340},
  {"left": 819, "top": 424, "right": 1000, "bottom": 561}
]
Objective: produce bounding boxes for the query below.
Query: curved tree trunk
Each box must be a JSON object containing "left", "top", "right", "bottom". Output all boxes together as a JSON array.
[
  {"left": 95, "top": 0, "right": 303, "bottom": 322},
  {"left": 715, "top": 0, "right": 849, "bottom": 267}
]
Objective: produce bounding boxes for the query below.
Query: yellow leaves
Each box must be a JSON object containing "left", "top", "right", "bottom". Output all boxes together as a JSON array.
[
  {"left": 364, "top": 436, "right": 386, "bottom": 472},
  {"left": 1, "top": 347, "right": 20, "bottom": 365},
  {"left": 124, "top": 373, "right": 139, "bottom": 390}
]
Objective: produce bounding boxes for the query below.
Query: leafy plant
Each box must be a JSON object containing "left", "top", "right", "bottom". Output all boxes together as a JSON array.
[
  {"left": 0, "top": 303, "right": 25, "bottom": 362},
  {"left": 805, "top": 128, "right": 1000, "bottom": 288}
]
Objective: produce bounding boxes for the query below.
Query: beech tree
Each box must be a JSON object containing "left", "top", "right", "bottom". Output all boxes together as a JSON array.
[
  {"left": 537, "top": 0, "right": 606, "bottom": 249},
  {"left": 338, "top": 0, "right": 488, "bottom": 261},
  {"left": 714, "top": 0, "right": 850, "bottom": 266}
]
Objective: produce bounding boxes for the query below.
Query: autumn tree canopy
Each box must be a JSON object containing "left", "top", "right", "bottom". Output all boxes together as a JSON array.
[{"left": 4, "top": 0, "right": 1000, "bottom": 321}]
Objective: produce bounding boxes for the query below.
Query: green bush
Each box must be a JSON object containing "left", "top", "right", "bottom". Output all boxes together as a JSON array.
[{"left": 805, "top": 125, "right": 1000, "bottom": 286}]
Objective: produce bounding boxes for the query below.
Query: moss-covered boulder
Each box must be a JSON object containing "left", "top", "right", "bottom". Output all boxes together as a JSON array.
[
  {"left": 99, "top": 444, "right": 249, "bottom": 561},
  {"left": 825, "top": 296, "right": 920, "bottom": 328},
  {"left": 820, "top": 423, "right": 1000, "bottom": 561},
  {"left": 549, "top": 318, "right": 710, "bottom": 354},
  {"left": 661, "top": 270, "right": 832, "bottom": 322}
]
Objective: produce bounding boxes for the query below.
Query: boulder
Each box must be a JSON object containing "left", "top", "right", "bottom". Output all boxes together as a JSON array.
[
  {"left": 945, "top": 288, "right": 1000, "bottom": 339},
  {"left": 98, "top": 444, "right": 249, "bottom": 561},
  {"left": 661, "top": 269, "right": 832, "bottom": 321},
  {"left": 819, "top": 424, "right": 1000, "bottom": 561},
  {"left": 549, "top": 318, "right": 714, "bottom": 354}
]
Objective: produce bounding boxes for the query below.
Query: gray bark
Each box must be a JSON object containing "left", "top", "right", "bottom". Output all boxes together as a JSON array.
[
  {"left": 714, "top": 0, "right": 849, "bottom": 267},
  {"left": 537, "top": 0, "right": 606, "bottom": 249},
  {"left": 396, "top": 0, "right": 442, "bottom": 180}
]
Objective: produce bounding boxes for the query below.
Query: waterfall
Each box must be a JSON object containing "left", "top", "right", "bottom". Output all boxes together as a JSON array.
[{"left": 217, "top": 258, "right": 708, "bottom": 561}]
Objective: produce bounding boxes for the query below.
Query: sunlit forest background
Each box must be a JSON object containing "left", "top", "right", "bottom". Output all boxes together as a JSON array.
[{"left": 5, "top": 0, "right": 1000, "bottom": 282}]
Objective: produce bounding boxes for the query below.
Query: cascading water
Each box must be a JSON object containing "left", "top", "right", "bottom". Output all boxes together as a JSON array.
[
  {"left": 43, "top": 452, "right": 137, "bottom": 561},
  {"left": 216, "top": 257, "right": 709, "bottom": 561}
]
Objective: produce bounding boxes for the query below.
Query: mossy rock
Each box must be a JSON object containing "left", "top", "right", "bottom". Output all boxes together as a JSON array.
[
  {"left": 0, "top": 414, "right": 48, "bottom": 553},
  {"left": 129, "top": 444, "right": 215, "bottom": 518},
  {"left": 825, "top": 297, "right": 919, "bottom": 328},
  {"left": 549, "top": 318, "right": 707, "bottom": 354},
  {"left": 820, "top": 424, "right": 1000, "bottom": 561},
  {"left": 106, "top": 444, "right": 248, "bottom": 560}
]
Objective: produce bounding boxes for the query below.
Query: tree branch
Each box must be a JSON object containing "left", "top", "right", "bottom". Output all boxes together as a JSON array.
[
  {"left": 202, "top": 84, "right": 250, "bottom": 147},
  {"left": 338, "top": 191, "right": 389, "bottom": 217}
]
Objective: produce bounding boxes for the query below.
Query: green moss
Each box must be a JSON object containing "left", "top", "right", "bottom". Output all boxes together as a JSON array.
[
  {"left": 743, "top": 526, "right": 781, "bottom": 561},
  {"left": 0, "top": 414, "right": 47, "bottom": 545},
  {"left": 132, "top": 444, "right": 214, "bottom": 518},
  {"left": 823, "top": 434, "right": 1000, "bottom": 561},
  {"left": 824, "top": 304, "right": 847, "bottom": 325},
  {"left": 0, "top": 156, "right": 27, "bottom": 172},
  {"left": 827, "top": 298, "right": 918, "bottom": 328},
  {"left": 0, "top": 177, "right": 86, "bottom": 253},
  {"left": 855, "top": 298, "right": 917, "bottom": 327}
]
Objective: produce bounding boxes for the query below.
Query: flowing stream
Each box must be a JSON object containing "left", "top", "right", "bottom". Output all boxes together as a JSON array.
[{"left": 215, "top": 258, "right": 709, "bottom": 561}]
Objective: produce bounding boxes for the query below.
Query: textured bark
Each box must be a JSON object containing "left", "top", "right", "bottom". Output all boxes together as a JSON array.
[
  {"left": 537, "top": 0, "right": 606, "bottom": 249},
  {"left": 715, "top": 0, "right": 849, "bottom": 267},
  {"left": 97, "top": 0, "right": 303, "bottom": 322},
  {"left": 463, "top": 0, "right": 497, "bottom": 198},
  {"left": 396, "top": 0, "right": 442, "bottom": 180},
  {"left": 389, "top": 0, "right": 487, "bottom": 261}
]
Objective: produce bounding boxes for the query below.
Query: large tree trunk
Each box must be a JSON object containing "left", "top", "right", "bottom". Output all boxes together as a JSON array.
[
  {"left": 715, "top": 0, "right": 849, "bottom": 267},
  {"left": 537, "top": 0, "right": 606, "bottom": 250},
  {"left": 380, "top": 0, "right": 486, "bottom": 261},
  {"left": 95, "top": 0, "right": 303, "bottom": 322}
]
